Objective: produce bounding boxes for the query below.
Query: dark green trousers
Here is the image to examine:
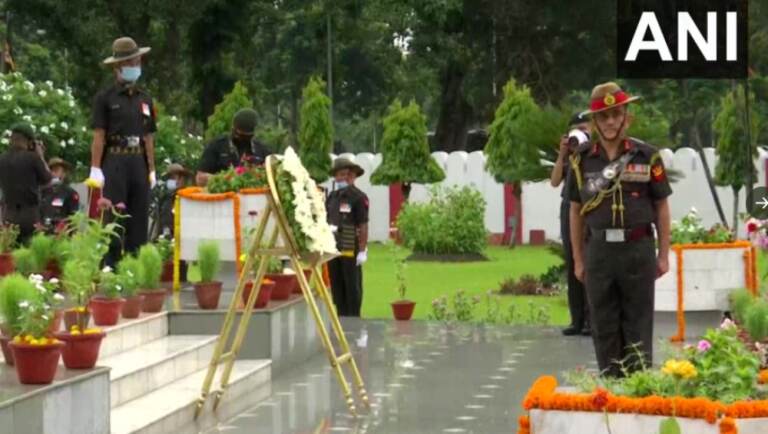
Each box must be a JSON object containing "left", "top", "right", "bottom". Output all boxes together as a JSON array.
[
  {"left": 328, "top": 256, "right": 363, "bottom": 317},
  {"left": 585, "top": 237, "right": 656, "bottom": 377}
]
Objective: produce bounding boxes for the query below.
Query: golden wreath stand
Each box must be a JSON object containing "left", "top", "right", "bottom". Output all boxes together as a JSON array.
[{"left": 193, "top": 155, "right": 370, "bottom": 419}]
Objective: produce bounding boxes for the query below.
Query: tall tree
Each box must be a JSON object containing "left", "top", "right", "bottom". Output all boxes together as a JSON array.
[
  {"left": 298, "top": 76, "right": 334, "bottom": 182},
  {"left": 370, "top": 99, "right": 445, "bottom": 200},
  {"left": 714, "top": 85, "right": 759, "bottom": 232}
]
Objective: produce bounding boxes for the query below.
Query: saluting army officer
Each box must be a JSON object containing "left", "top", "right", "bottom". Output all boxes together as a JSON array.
[
  {"left": 88, "top": 37, "right": 157, "bottom": 265},
  {"left": 40, "top": 158, "right": 80, "bottom": 232},
  {"left": 326, "top": 158, "right": 369, "bottom": 317},
  {"left": 567, "top": 82, "right": 672, "bottom": 377}
]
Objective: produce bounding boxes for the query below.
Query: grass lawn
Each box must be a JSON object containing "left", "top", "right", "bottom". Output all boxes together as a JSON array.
[{"left": 362, "top": 243, "right": 570, "bottom": 324}]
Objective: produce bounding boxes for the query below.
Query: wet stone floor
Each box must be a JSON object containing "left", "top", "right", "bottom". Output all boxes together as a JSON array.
[{"left": 204, "top": 319, "right": 598, "bottom": 434}]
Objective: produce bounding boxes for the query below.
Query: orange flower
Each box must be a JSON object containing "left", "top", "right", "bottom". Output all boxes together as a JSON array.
[
  {"left": 758, "top": 370, "right": 768, "bottom": 385},
  {"left": 592, "top": 388, "right": 609, "bottom": 410},
  {"left": 719, "top": 417, "right": 737, "bottom": 434}
]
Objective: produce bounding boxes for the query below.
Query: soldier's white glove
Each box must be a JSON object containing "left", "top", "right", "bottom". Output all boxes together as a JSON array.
[
  {"left": 149, "top": 171, "right": 157, "bottom": 189},
  {"left": 330, "top": 224, "right": 338, "bottom": 233},
  {"left": 86, "top": 167, "right": 105, "bottom": 189},
  {"left": 356, "top": 249, "right": 368, "bottom": 266}
]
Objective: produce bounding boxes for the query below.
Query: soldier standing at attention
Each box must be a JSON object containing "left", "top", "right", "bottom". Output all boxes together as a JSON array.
[
  {"left": 195, "top": 109, "right": 270, "bottom": 186},
  {"left": 0, "top": 124, "right": 52, "bottom": 243},
  {"left": 88, "top": 37, "right": 157, "bottom": 265},
  {"left": 326, "top": 158, "right": 369, "bottom": 317},
  {"left": 40, "top": 157, "right": 80, "bottom": 232},
  {"left": 567, "top": 82, "right": 672, "bottom": 377}
]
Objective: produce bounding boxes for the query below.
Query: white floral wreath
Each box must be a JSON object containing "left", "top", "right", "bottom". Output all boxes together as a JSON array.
[{"left": 280, "top": 147, "right": 338, "bottom": 254}]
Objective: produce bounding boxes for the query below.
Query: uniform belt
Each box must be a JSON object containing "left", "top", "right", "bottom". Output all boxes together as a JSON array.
[
  {"left": 107, "top": 135, "right": 144, "bottom": 147},
  {"left": 106, "top": 146, "right": 145, "bottom": 155},
  {"left": 589, "top": 224, "right": 653, "bottom": 243}
]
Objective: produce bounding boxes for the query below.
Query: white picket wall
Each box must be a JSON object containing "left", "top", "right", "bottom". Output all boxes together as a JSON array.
[{"left": 63, "top": 147, "right": 768, "bottom": 245}]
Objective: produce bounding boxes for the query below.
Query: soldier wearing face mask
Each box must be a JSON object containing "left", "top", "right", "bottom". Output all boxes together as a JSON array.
[
  {"left": 88, "top": 36, "right": 157, "bottom": 266},
  {"left": 158, "top": 163, "right": 191, "bottom": 237},
  {"left": 40, "top": 158, "right": 79, "bottom": 232},
  {"left": 195, "top": 109, "right": 270, "bottom": 186}
]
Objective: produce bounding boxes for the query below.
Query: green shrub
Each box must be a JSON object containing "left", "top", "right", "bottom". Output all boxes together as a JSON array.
[
  {"left": 197, "top": 241, "right": 221, "bottom": 283},
  {"left": 745, "top": 301, "right": 768, "bottom": 341},
  {"left": 0, "top": 224, "right": 19, "bottom": 253},
  {"left": 116, "top": 256, "right": 141, "bottom": 297},
  {"left": 12, "top": 248, "right": 36, "bottom": 276},
  {"left": 396, "top": 186, "right": 487, "bottom": 255},
  {"left": 29, "top": 233, "right": 56, "bottom": 272},
  {"left": 0, "top": 274, "right": 41, "bottom": 335},
  {"left": 137, "top": 245, "right": 163, "bottom": 289},
  {"left": 729, "top": 289, "right": 754, "bottom": 323},
  {"left": 62, "top": 259, "right": 96, "bottom": 306}
]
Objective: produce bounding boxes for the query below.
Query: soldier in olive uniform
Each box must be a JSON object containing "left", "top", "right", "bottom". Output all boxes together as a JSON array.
[
  {"left": 567, "top": 82, "right": 672, "bottom": 377},
  {"left": 326, "top": 158, "right": 369, "bottom": 317},
  {"left": 88, "top": 37, "right": 157, "bottom": 266},
  {"left": 196, "top": 109, "right": 270, "bottom": 186},
  {"left": 0, "top": 124, "right": 51, "bottom": 243},
  {"left": 40, "top": 158, "right": 79, "bottom": 232}
]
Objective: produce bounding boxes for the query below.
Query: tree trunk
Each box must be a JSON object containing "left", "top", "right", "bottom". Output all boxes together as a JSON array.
[
  {"left": 732, "top": 187, "right": 740, "bottom": 236},
  {"left": 434, "top": 60, "right": 472, "bottom": 152}
]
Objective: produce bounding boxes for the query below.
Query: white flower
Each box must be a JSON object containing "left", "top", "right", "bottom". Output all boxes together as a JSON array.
[
  {"left": 102, "top": 266, "right": 113, "bottom": 273},
  {"left": 2, "top": 94, "right": 12, "bottom": 101},
  {"left": 13, "top": 107, "right": 22, "bottom": 115},
  {"left": 53, "top": 293, "right": 65, "bottom": 301},
  {"left": 0, "top": 138, "right": 7, "bottom": 145},
  {"left": 81, "top": 126, "right": 87, "bottom": 132},
  {"left": 69, "top": 100, "right": 75, "bottom": 108},
  {"left": 57, "top": 89, "right": 64, "bottom": 96},
  {"left": 60, "top": 140, "right": 67, "bottom": 148},
  {"left": 49, "top": 278, "right": 59, "bottom": 284},
  {"left": 24, "top": 80, "right": 34, "bottom": 90},
  {"left": 29, "top": 274, "right": 44, "bottom": 283},
  {"left": 68, "top": 138, "right": 75, "bottom": 145},
  {"left": 690, "top": 207, "right": 698, "bottom": 215},
  {"left": 45, "top": 80, "right": 53, "bottom": 87},
  {"left": 40, "top": 126, "right": 50, "bottom": 134},
  {"left": 22, "top": 115, "right": 32, "bottom": 122},
  {"left": 38, "top": 90, "right": 47, "bottom": 97},
  {"left": 41, "top": 315, "right": 49, "bottom": 321},
  {"left": 18, "top": 301, "right": 29, "bottom": 308},
  {"left": 60, "top": 121, "right": 68, "bottom": 130}
]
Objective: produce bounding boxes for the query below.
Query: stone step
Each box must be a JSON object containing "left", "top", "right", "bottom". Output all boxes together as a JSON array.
[
  {"left": 110, "top": 360, "right": 271, "bottom": 434},
  {"left": 99, "top": 312, "right": 169, "bottom": 359},
  {"left": 101, "top": 335, "right": 218, "bottom": 408}
]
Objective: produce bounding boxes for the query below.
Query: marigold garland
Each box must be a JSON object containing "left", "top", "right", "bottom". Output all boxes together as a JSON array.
[
  {"left": 670, "top": 242, "right": 756, "bottom": 342},
  {"left": 759, "top": 370, "right": 768, "bottom": 385},
  {"left": 517, "top": 415, "right": 530, "bottom": 434}
]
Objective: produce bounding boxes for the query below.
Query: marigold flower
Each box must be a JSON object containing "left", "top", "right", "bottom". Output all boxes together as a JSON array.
[{"left": 662, "top": 359, "right": 697, "bottom": 379}]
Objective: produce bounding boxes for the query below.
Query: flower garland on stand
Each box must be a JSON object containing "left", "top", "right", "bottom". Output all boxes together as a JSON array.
[{"left": 277, "top": 147, "right": 338, "bottom": 255}]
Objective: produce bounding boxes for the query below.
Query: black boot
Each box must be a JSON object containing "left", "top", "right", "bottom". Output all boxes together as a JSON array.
[{"left": 562, "top": 325, "right": 582, "bottom": 336}]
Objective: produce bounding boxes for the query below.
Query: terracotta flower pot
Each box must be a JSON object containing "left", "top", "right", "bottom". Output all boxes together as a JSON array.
[
  {"left": 243, "top": 281, "right": 274, "bottom": 309},
  {"left": 42, "top": 261, "right": 61, "bottom": 281},
  {"left": 194, "top": 281, "right": 222, "bottom": 310},
  {"left": 0, "top": 252, "right": 14, "bottom": 276},
  {"left": 47, "top": 309, "right": 63, "bottom": 334},
  {"left": 89, "top": 297, "right": 125, "bottom": 326},
  {"left": 10, "top": 341, "right": 64, "bottom": 384},
  {"left": 0, "top": 334, "right": 14, "bottom": 365},
  {"left": 55, "top": 331, "right": 106, "bottom": 369},
  {"left": 64, "top": 309, "right": 91, "bottom": 330},
  {"left": 267, "top": 274, "right": 296, "bottom": 300},
  {"left": 139, "top": 289, "right": 167, "bottom": 313},
  {"left": 391, "top": 300, "right": 416, "bottom": 321},
  {"left": 121, "top": 295, "right": 144, "bottom": 319},
  {"left": 161, "top": 261, "right": 174, "bottom": 283}
]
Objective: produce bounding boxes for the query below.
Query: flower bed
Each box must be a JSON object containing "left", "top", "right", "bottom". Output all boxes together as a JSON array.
[{"left": 520, "top": 322, "right": 768, "bottom": 434}]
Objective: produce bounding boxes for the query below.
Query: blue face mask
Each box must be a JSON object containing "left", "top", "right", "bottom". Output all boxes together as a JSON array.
[
  {"left": 120, "top": 66, "right": 142, "bottom": 83},
  {"left": 166, "top": 179, "right": 178, "bottom": 190},
  {"left": 335, "top": 181, "right": 348, "bottom": 190}
]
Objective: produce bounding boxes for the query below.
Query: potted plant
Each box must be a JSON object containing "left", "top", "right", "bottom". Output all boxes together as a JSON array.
[
  {"left": 194, "top": 241, "right": 223, "bottom": 309},
  {"left": 117, "top": 255, "right": 143, "bottom": 319},
  {"left": 54, "top": 323, "right": 106, "bottom": 370},
  {"left": 137, "top": 244, "right": 166, "bottom": 312},
  {"left": 0, "top": 224, "right": 19, "bottom": 276},
  {"left": 89, "top": 266, "right": 125, "bottom": 326},
  {"left": 7, "top": 277, "right": 64, "bottom": 384},
  {"left": 29, "top": 274, "right": 66, "bottom": 334},
  {"left": 29, "top": 233, "right": 60, "bottom": 280},
  {"left": 61, "top": 259, "right": 95, "bottom": 330},
  {"left": 0, "top": 274, "right": 39, "bottom": 365},
  {"left": 11, "top": 247, "right": 35, "bottom": 277},
  {"left": 242, "top": 277, "right": 275, "bottom": 309},
  {"left": 390, "top": 253, "right": 415, "bottom": 321},
  {"left": 266, "top": 256, "right": 296, "bottom": 300},
  {"left": 156, "top": 235, "right": 175, "bottom": 284}
]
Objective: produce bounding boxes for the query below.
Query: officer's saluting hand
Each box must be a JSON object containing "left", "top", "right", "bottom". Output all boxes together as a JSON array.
[{"left": 89, "top": 37, "right": 157, "bottom": 266}]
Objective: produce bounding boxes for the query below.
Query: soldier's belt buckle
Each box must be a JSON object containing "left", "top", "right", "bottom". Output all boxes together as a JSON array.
[
  {"left": 605, "top": 229, "right": 626, "bottom": 243},
  {"left": 126, "top": 136, "right": 140, "bottom": 148}
]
